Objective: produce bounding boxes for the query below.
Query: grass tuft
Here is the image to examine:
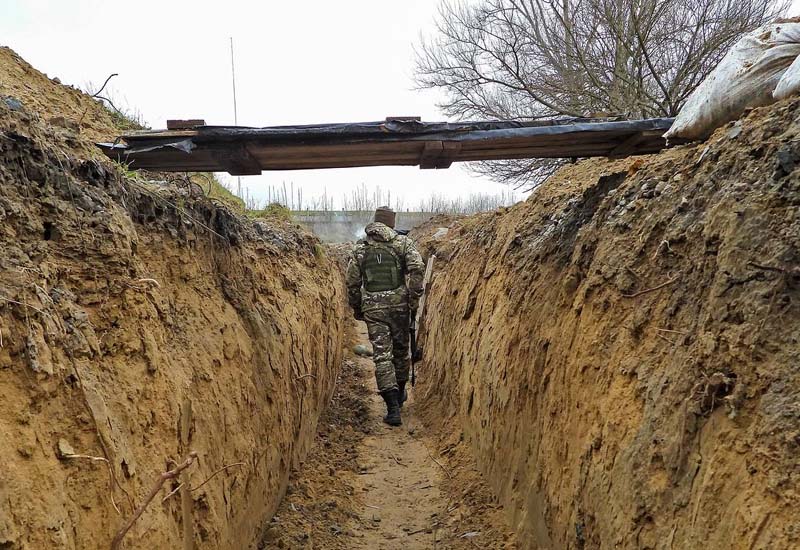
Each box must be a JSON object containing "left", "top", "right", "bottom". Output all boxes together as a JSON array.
[{"left": 248, "top": 202, "right": 293, "bottom": 221}]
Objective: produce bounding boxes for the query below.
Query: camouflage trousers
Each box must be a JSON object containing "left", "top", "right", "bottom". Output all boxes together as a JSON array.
[{"left": 364, "top": 307, "right": 411, "bottom": 393}]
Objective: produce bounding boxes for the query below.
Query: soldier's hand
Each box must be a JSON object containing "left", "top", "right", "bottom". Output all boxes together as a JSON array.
[{"left": 354, "top": 310, "right": 364, "bottom": 321}]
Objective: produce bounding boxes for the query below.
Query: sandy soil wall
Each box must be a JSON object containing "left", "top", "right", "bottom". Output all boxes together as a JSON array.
[
  {"left": 0, "top": 88, "right": 344, "bottom": 547},
  {"left": 415, "top": 101, "right": 800, "bottom": 549}
]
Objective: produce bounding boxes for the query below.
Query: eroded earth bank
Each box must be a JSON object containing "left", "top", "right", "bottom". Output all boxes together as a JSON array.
[
  {"left": 0, "top": 48, "right": 344, "bottom": 549},
  {"left": 412, "top": 100, "right": 800, "bottom": 549}
]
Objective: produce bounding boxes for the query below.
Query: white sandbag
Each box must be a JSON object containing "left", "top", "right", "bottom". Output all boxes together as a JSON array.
[
  {"left": 665, "top": 21, "right": 800, "bottom": 141},
  {"left": 774, "top": 53, "right": 800, "bottom": 99}
]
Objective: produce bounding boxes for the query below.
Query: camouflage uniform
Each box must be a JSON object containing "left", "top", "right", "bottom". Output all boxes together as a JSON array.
[{"left": 345, "top": 222, "right": 425, "bottom": 393}]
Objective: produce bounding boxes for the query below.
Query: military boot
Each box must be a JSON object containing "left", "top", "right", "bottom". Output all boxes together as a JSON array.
[
  {"left": 381, "top": 389, "right": 402, "bottom": 426},
  {"left": 397, "top": 381, "right": 408, "bottom": 409}
]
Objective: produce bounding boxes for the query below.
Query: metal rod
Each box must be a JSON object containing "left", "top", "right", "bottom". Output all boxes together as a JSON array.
[{"left": 230, "top": 36, "right": 242, "bottom": 199}]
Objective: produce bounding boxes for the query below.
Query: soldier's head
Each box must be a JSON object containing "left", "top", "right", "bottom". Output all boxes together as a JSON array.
[{"left": 373, "top": 206, "right": 396, "bottom": 229}]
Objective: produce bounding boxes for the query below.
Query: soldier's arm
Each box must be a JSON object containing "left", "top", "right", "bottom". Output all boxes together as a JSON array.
[
  {"left": 402, "top": 237, "right": 425, "bottom": 309},
  {"left": 345, "top": 248, "right": 364, "bottom": 315}
]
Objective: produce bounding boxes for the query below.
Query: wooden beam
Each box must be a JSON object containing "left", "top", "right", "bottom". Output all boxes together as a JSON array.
[
  {"left": 420, "top": 141, "right": 444, "bottom": 169},
  {"left": 166, "top": 119, "right": 206, "bottom": 130},
  {"left": 607, "top": 130, "right": 664, "bottom": 158},
  {"left": 436, "top": 142, "right": 462, "bottom": 169},
  {"left": 101, "top": 118, "right": 675, "bottom": 174},
  {"left": 420, "top": 141, "right": 461, "bottom": 169},
  {"left": 385, "top": 116, "right": 421, "bottom": 122},
  {"left": 211, "top": 145, "right": 261, "bottom": 175}
]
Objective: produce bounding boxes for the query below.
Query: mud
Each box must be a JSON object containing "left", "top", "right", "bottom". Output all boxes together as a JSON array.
[
  {"left": 0, "top": 49, "right": 344, "bottom": 549},
  {"left": 413, "top": 100, "right": 800, "bottom": 549}
]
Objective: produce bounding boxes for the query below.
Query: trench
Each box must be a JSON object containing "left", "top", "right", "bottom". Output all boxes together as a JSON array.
[
  {"left": 261, "top": 319, "right": 516, "bottom": 549},
  {"left": 262, "top": 99, "right": 800, "bottom": 550},
  {"left": 3, "top": 45, "right": 800, "bottom": 550}
]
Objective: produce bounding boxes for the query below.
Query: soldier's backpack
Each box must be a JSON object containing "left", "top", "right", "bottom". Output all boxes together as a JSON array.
[{"left": 361, "top": 241, "right": 405, "bottom": 292}]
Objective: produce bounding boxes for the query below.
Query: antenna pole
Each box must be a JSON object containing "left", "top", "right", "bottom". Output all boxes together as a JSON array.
[{"left": 230, "top": 37, "right": 242, "bottom": 199}]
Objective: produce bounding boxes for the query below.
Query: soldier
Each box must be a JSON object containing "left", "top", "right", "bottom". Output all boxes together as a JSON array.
[{"left": 346, "top": 206, "right": 425, "bottom": 426}]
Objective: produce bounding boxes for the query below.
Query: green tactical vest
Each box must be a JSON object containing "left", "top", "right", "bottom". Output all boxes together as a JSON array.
[{"left": 361, "top": 241, "right": 404, "bottom": 292}]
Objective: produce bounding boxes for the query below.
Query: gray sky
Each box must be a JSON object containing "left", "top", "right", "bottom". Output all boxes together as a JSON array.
[{"left": 3, "top": 0, "right": 799, "bottom": 208}]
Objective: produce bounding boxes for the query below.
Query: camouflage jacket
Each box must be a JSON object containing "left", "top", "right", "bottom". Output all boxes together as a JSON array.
[{"left": 345, "top": 222, "right": 425, "bottom": 313}]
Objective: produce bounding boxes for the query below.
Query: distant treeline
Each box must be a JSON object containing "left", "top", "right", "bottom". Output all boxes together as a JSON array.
[{"left": 237, "top": 181, "right": 522, "bottom": 215}]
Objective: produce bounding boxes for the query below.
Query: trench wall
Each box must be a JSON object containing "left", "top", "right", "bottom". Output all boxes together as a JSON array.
[
  {"left": 415, "top": 101, "right": 800, "bottom": 549},
  {"left": 0, "top": 100, "right": 344, "bottom": 549}
]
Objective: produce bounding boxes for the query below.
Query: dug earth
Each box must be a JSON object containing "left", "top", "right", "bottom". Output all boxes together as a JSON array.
[
  {"left": 0, "top": 48, "right": 344, "bottom": 549},
  {"left": 412, "top": 99, "right": 800, "bottom": 549}
]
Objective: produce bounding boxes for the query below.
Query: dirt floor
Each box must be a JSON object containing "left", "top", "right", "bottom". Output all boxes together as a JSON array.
[{"left": 263, "top": 321, "right": 516, "bottom": 549}]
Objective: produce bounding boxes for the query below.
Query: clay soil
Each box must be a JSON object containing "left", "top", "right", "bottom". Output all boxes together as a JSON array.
[
  {"left": 0, "top": 47, "right": 344, "bottom": 549},
  {"left": 263, "top": 320, "right": 517, "bottom": 549},
  {"left": 412, "top": 99, "right": 800, "bottom": 549}
]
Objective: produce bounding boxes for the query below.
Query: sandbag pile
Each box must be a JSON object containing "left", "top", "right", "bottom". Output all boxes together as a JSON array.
[{"left": 666, "top": 19, "right": 800, "bottom": 141}]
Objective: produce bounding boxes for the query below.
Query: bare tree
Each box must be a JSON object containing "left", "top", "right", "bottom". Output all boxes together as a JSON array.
[{"left": 416, "top": 0, "right": 788, "bottom": 187}]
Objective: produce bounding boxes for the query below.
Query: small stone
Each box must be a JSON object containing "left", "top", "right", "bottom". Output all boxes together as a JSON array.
[
  {"left": 3, "top": 96, "right": 23, "bottom": 111},
  {"left": 57, "top": 438, "right": 75, "bottom": 459},
  {"left": 775, "top": 145, "right": 798, "bottom": 177},
  {"left": 654, "top": 181, "right": 671, "bottom": 195},
  {"left": 727, "top": 121, "right": 743, "bottom": 139},
  {"left": 372, "top": 514, "right": 381, "bottom": 523},
  {"left": 330, "top": 523, "right": 343, "bottom": 534}
]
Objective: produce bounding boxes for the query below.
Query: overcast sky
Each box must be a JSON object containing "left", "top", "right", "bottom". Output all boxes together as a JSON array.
[{"left": 3, "top": 0, "right": 800, "bottom": 209}]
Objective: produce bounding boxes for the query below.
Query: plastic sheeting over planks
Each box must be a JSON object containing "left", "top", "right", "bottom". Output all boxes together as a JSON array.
[{"left": 97, "top": 117, "right": 675, "bottom": 175}]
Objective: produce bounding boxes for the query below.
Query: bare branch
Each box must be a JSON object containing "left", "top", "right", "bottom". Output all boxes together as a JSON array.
[
  {"left": 416, "top": 0, "right": 788, "bottom": 188},
  {"left": 91, "top": 73, "right": 118, "bottom": 98},
  {"left": 110, "top": 452, "right": 198, "bottom": 550}
]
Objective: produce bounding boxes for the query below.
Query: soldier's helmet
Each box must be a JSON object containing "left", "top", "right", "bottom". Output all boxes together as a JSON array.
[{"left": 374, "top": 206, "right": 396, "bottom": 228}]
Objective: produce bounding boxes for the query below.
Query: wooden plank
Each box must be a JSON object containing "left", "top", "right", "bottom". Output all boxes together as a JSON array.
[
  {"left": 260, "top": 155, "right": 419, "bottom": 168},
  {"left": 121, "top": 129, "right": 198, "bottom": 140},
  {"left": 247, "top": 141, "right": 426, "bottom": 160},
  {"left": 260, "top": 158, "right": 421, "bottom": 171},
  {"left": 167, "top": 119, "right": 206, "bottom": 130},
  {"left": 112, "top": 135, "right": 662, "bottom": 171},
  {"left": 103, "top": 118, "right": 674, "bottom": 174},
  {"left": 385, "top": 116, "right": 422, "bottom": 122},
  {"left": 456, "top": 146, "right": 617, "bottom": 161},
  {"left": 607, "top": 130, "right": 665, "bottom": 158}
]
